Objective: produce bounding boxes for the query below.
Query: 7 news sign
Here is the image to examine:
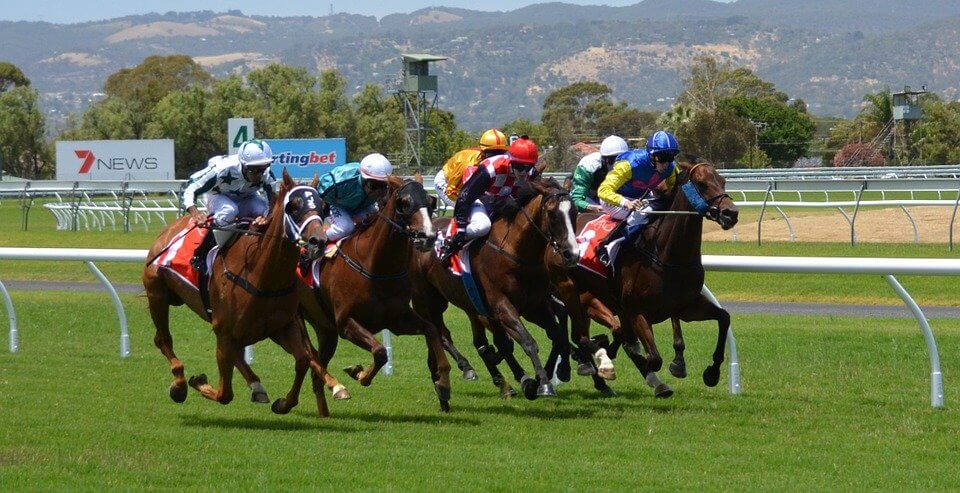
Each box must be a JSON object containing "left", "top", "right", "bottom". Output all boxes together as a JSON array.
[{"left": 56, "top": 140, "right": 175, "bottom": 180}]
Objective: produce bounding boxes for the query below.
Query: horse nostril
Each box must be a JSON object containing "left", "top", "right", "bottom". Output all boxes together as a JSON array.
[{"left": 308, "top": 236, "right": 321, "bottom": 246}]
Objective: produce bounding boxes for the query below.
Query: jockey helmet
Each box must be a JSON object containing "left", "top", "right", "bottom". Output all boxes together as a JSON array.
[
  {"left": 479, "top": 129, "right": 508, "bottom": 151},
  {"left": 238, "top": 139, "right": 274, "bottom": 170},
  {"left": 359, "top": 153, "right": 393, "bottom": 181},
  {"left": 508, "top": 136, "right": 538, "bottom": 166},
  {"left": 599, "top": 135, "right": 629, "bottom": 157},
  {"left": 646, "top": 130, "right": 680, "bottom": 160}
]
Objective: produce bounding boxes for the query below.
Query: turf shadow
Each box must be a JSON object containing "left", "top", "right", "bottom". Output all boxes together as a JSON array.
[
  {"left": 330, "top": 410, "right": 482, "bottom": 426},
  {"left": 180, "top": 414, "right": 360, "bottom": 432}
]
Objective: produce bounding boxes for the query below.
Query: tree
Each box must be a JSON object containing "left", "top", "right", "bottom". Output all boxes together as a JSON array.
[
  {"left": 675, "top": 109, "right": 752, "bottom": 166},
  {"left": 678, "top": 56, "right": 787, "bottom": 112},
  {"left": 316, "top": 70, "right": 354, "bottom": 141},
  {"left": 737, "top": 146, "right": 772, "bottom": 169},
  {"left": 421, "top": 108, "right": 474, "bottom": 170},
  {"left": 719, "top": 96, "right": 816, "bottom": 164},
  {"left": 351, "top": 84, "right": 404, "bottom": 158},
  {"left": 912, "top": 100, "right": 960, "bottom": 164},
  {"left": 594, "top": 105, "right": 658, "bottom": 141},
  {"left": 247, "top": 64, "right": 323, "bottom": 138},
  {"left": 0, "top": 61, "right": 30, "bottom": 92},
  {"left": 104, "top": 55, "right": 212, "bottom": 109},
  {"left": 833, "top": 142, "right": 884, "bottom": 167},
  {"left": 60, "top": 97, "right": 139, "bottom": 140},
  {"left": 0, "top": 86, "right": 50, "bottom": 178},
  {"left": 147, "top": 85, "right": 221, "bottom": 177},
  {"left": 501, "top": 118, "right": 550, "bottom": 147},
  {"left": 656, "top": 104, "right": 695, "bottom": 132}
]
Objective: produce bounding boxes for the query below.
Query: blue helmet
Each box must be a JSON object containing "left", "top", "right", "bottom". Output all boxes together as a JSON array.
[{"left": 646, "top": 130, "right": 679, "bottom": 158}]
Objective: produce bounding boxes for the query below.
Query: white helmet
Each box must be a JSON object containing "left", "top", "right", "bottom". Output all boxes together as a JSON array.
[
  {"left": 359, "top": 153, "right": 393, "bottom": 181},
  {"left": 599, "top": 135, "right": 629, "bottom": 157},
  {"left": 238, "top": 139, "right": 274, "bottom": 168}
]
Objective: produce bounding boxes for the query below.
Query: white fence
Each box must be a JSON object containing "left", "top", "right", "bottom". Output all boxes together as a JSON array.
[{"left": 0, "top": 248, "right": 955, "bottom": 407}]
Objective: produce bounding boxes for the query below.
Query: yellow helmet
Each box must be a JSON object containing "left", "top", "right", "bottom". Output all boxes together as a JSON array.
[{"left": 479, "top": 129, "right": 508, "bottom": 151}]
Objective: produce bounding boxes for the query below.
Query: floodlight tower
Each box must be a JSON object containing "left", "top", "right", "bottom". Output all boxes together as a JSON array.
[{"left": 393, "top": 53, "right": 447, "bottom": 169}]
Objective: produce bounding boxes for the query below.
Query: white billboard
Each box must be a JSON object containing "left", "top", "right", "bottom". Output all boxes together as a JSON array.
[
  {"left": 228, "top": 118, "right": 254, "bottom": 155},
  {"left": 56, "top": 140, "right": 175, "bottom": 180}
]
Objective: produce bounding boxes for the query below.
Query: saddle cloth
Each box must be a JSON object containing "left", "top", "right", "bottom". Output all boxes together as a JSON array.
[
  {"left": 435, "top": 222, "right": 475, "bottom": 277},
  {"left": 295, "top": 234, "right": 342, "bottom": 289},
  {"left": 153, "top": 220, "right": 217, "bottom": 290},
  {"left": 575, "top": 214, "right": 623, "bottom": 278}
]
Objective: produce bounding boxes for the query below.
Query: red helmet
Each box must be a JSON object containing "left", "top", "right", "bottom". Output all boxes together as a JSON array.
[{"left": 508, "top": 137, "right": 538, "bottom": 165}]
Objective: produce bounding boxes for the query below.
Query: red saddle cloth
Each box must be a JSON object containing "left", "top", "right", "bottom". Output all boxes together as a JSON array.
[
  {"left": 153, "top": 220, "right": 207, "bottom": 289},
  {"left": 296, "top": 239, "right": 342, "bottom": 288},
  {"left": 435, "top": 222, "right": 472, "bottom": 277},
  {"left": 576, "top": 214, "right": 621, "bottom": 277}
]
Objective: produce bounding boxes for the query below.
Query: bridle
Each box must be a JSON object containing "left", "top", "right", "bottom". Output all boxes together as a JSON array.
[
  {"left": 487, "top": 189, "right": 573, "bottom": 264},
  {"left": 679, "top": 163, "right": 731, "bottom": 222}
]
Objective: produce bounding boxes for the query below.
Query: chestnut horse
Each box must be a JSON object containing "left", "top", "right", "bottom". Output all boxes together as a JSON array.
[
  {"left": 409, "top": 178, "right": 580, "bottom": 400},
  {"left": 143, "top": 170, "right": 331, "bottom": 416},
  {"left": 556, "top": 160, "right": 739, "bottom": 396},
  {"left": 299, "top": 178, "right": 454, "bottom": 411}
]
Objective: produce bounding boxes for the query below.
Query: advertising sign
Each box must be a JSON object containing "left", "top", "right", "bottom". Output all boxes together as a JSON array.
[
  {"left": 228, "top": 118, "right": 254, "bottom": 155},
  {"left": 56, "top": 140, "right": 175, "bottom": 180},
  {"left": 267, "top": 138, "right": 347, "bottom": 179}
]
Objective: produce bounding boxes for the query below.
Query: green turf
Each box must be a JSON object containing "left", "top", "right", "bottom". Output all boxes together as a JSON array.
[{"left": 0, "top": 292, "right": 958, "bottom": 490}]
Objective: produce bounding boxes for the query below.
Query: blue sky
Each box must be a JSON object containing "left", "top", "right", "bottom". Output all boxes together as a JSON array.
[{"left": 2, "top": 1, "right": 732, "bottom": 24}]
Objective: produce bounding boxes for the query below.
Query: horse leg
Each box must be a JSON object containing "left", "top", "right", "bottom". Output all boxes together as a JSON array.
[
  {"left": 524, "top": 300, "right": 572, "bottom": 383},
  {"left": 620, "top": 312, "right": 673, "bottom": 399},
  {"left": 391, "top": 309, "right": 453, "bottom": 412},
  {"left": 491, "top": 327, "right": 528, "bottom": 384},
  {"left": 669, "top": 317, "right": 688, "bottom": 379},
  {"left": 233, "top": 348, "right": 270, "bottom": 403},
  {"left": 582, "top": 297, "right": 619, "bottom": 381},
  {"left": 269, "top": 321, "right": 330, "bottom": 417},
  {"left": 412, "top": 293, "right": 477, "bottom": 381},
  {"left": 146, "top": 291, "right": 188, "bottom": 403},
  {"left": 301, "top": 304, "right": 351, "bottom": 400},
  {"left": 188, "top": 335, "right": 236, "bottom": 404},
  {"left": 469, "top": 314, "right": 516, "bottom": 398},
  {"left": 340, "top": 318, "right": 386, "bottom": 387},
  {"left": 679, "top": 296, "right": 731, "bottom": 388},
  {"left": 493, "top": 302, "right": 554, "bottom": 400},
  {"left": 544, "top": 296, "right": 570, "bottom": 382}
]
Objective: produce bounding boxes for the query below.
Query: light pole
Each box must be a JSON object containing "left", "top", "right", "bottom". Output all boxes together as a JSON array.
[{"left": 749, "top": 119, "right": 767, "bottom": 167}]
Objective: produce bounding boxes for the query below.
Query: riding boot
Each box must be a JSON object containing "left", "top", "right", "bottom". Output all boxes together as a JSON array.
[
  {"left": 596, "top": 220, "right": 627, "bottom": 267},
  {"left": 190, "top": 229, "right": 216, "bottom": 275},
  {"left": 439, "top": 231, "right": 468, "bottom": 265}
]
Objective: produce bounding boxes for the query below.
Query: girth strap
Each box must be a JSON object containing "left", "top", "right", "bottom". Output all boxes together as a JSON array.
[{"left": 223, "top": 267, "right": 299, "bottom": 297}]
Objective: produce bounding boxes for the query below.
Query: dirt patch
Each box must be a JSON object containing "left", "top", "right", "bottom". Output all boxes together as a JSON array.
[
  {"left": 703, "top": 206, "right": 958, "bottom": 243},
  {"left": 411, "top": 10, "right": 463, "bottom": 24},
  {"left": 193, "top": 52, "right": 265, "bottom": 68},
  {"left": 40, "top": 52, "right": 108, "bottom": 67},
  {"left": 106, "top": 22, "right": 220, "bottom": 43}
]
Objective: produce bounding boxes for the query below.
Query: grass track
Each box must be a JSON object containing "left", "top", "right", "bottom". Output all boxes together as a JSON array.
[{"left": 1, "top": 293, "right": 959, "bottom": 489}]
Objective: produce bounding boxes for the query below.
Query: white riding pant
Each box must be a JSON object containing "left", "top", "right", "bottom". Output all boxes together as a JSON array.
[
  {"left": 205, "top": 193, "right": 268, "bottom": 227},
  {"left": 460, "top": 201, "right": 492, "bottom": 240},
  {"left": 601, "top": 202, "right": 653, "bottom": 230},
  {"left": 433, "top": 170, "right": 456, "bottom": 207},
  {"left": 327, "top": 204, "right": 378, "bottom": 241}
]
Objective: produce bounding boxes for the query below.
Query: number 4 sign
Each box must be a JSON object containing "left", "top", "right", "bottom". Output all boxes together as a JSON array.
[{"left": 228, "top": 118, "right": 255, "bottom": 155}]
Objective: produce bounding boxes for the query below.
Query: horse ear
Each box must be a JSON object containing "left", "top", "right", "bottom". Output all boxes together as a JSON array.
[
  {"left": 535, "top": 162, "right": 548, "bottom": 175},
  {"left": 414, "top": 170, "right": 423, "bottom": 184},
  {"left": 282, "top": 168, "right": 294, "bottom": 188},
  {"left": 310, "top": 173, "right": 319, "bottom": 189}
]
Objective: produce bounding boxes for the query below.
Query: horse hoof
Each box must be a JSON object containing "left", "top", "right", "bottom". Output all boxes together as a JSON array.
[
  {"left": 188, "top": 374, "right": 207, "bottom": 389},
  {"left": 343, "top": 365, "right": 363, "bottom": 381},
  {"left": 598, "top": 386, "right": 617, "bottom": 398},
  {"left": 577, "top": 362, "right": 596, "bottom": 377},
  {"left": 537, "top": 383, "right": 557, "bottom": 398},
  {"left": 169, "top": 384, "right": 188, "bottom": 403},
  {"left": 332, "top": 384, "right": 351, "bottom": 400},
  {"left": 557, "top": 360, "right": 572, "bottom": 382},
  {"left": 492, "top": 375, "right": 506, "bottom": 388},
  {"left": 670, "top": 361, "right": 688, "bottom": 379},
  {"left": 462, "top": 369, "right": 478, "bottom": 381},
  {"left": 500, "top": 386, "right": 518, "bottom": 399},
  {"left": 597, "top": 367, "right": 617, "bottom": 381},
  {"left": 520, "top": 376, "right": 539, "bottom": 401},
  {"left": 271, "top": 398, "right": 291, "bottom": 415},
  {"left": 251, "top": 391, "right": 270, "bottom": 404},
  {"left": 434, "top": 382, "right": 452, "bottom": 403},
  {"left": 703, "top": 366, "right": 720, "bottom": 387},
  {"left": 654, "top": 383, "right": 674, "bottom": 399},
  {"left": 439, "top": 400, "right": 451, "bottom": 413}
]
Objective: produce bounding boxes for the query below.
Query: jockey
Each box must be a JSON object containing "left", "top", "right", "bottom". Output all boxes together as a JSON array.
[
  {"left": 184, "top": 139, "right": 277, "bottom": 273},
  {"left": 438, "top": 136, "right": 539, "bottom": 264},
  {"left": 316, "top": 153, "right": 393, "bottom": 242},
  {"left": 434, "top": 128, "right": 509, "bottom": 207},
  {"left": 595, "top": 130, "right": 680, "bottom": 266},
  {"left": 571, "top": 135, "right": 629, "bottom": 213}
]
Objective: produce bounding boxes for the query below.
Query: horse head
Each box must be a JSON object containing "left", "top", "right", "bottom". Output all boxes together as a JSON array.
[
  {"left": 380, "top": 176, "right": 437, "bottom": 252},
  {"left": 276, "top": 169, "right": 326, "bottom": 259},
  {"left": 676, "top": 160, "right": 738, "bottom": 230},
  {"left": 517, "top": 177, "right": 580, "bottom": 269}
]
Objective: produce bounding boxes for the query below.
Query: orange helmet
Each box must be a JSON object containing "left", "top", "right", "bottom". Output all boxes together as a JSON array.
[
  {"left": 479, "top": 129, "right": 508, "bottom": 151},
  {"left": 508, "top": 137, "right": 538, "bottom": 165}
]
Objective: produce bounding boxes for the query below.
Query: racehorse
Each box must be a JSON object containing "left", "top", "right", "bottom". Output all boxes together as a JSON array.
[
  {"left": 298, "top": 177, "right": 455, "bottom": 411},
  {"left": 143, "top": 170, "right": 332, "bottom": 416},
  {"left": 409, "top": 177, "right": 580, "bottom": 400},
  {"left": 561, "top": 159, "right": 739, "bottom": 395}
]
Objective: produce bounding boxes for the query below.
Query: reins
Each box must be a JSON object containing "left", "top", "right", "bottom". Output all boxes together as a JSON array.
[{"left": 487, "top": 189, "right": 570, "bottom": 264}]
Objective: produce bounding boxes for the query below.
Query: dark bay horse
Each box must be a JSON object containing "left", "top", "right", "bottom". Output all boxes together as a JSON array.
[
  {"left": 298, "top": 177, "right": 454, "bottom": 411},
  {"left": 143, "top": 170, "right": 332, "bottom": 416},
  {"left": 409, "top": 178, "right": 580, "bottom": 400},
  {"left": 560, "top": 160, "right": 739, "bottom": 395}
]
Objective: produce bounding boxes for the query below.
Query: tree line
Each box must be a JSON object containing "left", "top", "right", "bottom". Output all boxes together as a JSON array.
[{"left": 2, "top": 55, "right": 960, "bottom": 179}]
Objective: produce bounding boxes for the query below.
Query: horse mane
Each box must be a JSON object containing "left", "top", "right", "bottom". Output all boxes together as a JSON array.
[{"left": 498, "top": 176, "right": 564, "bottom": 221}]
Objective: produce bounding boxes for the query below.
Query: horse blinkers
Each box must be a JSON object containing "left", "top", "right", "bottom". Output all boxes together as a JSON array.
[
  {"left": 283, "top": 187, "right": 326, "bottom": 258},
  {"left": 393, "top": 181, "right": 437, "bottom": 252},
  {"left": 681, "top": 166, "right": 738, "bottom": 231}
]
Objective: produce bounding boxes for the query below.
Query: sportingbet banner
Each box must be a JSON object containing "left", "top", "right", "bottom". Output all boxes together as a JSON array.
[
  {"left": 56, "top": 139, "right": 175, "bottom": 180},
  {"left": 267, "top": 138, "right": 347, "bottom": 179}
]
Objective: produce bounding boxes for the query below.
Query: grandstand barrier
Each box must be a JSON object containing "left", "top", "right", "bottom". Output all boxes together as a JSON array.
[{"left": 1, "top": 248, "right": 955, "bottom": 407}]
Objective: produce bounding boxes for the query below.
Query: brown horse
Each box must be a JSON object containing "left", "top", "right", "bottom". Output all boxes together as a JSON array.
[
  {"left": 143, "top": 170, "right": 331, "bottom": 416},
  {"left": 556, "top": 160, "right": 739, "bottom": 396},
  {"left": 409, "top": 178, "right": 580, "bottom": 400},
  {"left": 299, "top": 177, "right": 454, "bottom": 411}
]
